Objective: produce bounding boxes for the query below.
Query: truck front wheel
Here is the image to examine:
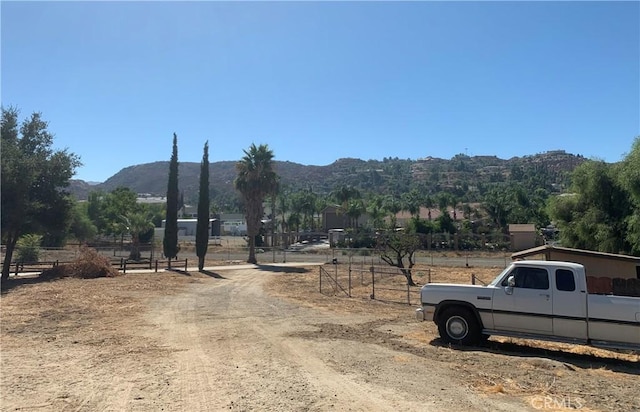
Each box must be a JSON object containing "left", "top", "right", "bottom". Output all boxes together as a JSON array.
[{"left": 437, "top": 307, "right": 481, "bottom": 346}]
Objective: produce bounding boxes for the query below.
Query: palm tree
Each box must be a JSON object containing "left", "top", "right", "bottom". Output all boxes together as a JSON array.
[
  {"left": 277, "top": 190, "right": 290, "bottom": 246},
  {"left": 331, "top": 185, "right": 361, "bottom": 228},
  {"left": 314, "top": 196, "right": 328, "bottom": 231},
  {"left": 423, "top": 195, "right": 435, "bottom": 221},
  {"left": 121, "top": 212, "right": 154, "bottom": 261},
  {"left": 346, "top": 199, "right": 366, "bottom": 230},
  {"left": 234, "top": 144, "right": 278, "bottom": 264},
  {"left": 384, "top": 195, "right": 402, "bottom": 229},
  {"left": 366, "top": 195, "right": 387, "bottom": 230},
  {"left": 402, "top": 189, "right": 422, "bottom": 220},
  {"left": 450, "top": 195, "right": 460, "bottom": 221}
]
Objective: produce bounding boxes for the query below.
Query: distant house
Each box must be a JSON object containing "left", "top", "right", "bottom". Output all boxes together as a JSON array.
[
  {"left": 508, "top": 224, "right": 538, "bottom": 251},
  {"left": 511, "top": 245, "right": 640, "bottom": 280},
  {"left": 322, "top": 206, "right": 345, "bottom": 232},
  {"left": 136, "top": 195, "right": 166, "bottom": 204}
]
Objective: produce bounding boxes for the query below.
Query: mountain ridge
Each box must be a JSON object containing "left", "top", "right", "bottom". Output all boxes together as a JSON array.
[{"left": 68, "top": 151, "right": 588, "bottom": 207}]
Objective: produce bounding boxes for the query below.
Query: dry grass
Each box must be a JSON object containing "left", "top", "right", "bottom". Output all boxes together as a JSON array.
[
  {"left": 266, "top": 263, "right": 640, "bottom": 372},
  {"left": 3, "top": 259, "right": 638, "bottom": 412}
]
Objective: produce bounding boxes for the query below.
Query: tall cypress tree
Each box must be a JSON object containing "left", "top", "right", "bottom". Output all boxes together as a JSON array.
[
  {"left": 196, "top": 141, "right": 210, "bottom": 271},
  {"left": 163, "top": 133, "right": 179, "bottom": 261}
]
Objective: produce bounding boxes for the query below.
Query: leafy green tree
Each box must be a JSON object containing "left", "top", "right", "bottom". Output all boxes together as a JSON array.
[
  {"left": 68, "top": 202, "right": 98, "bottom": 243},
  {"left": 436, "top": 211, "right": 457, "bottom": 234},
  {"left": 196, "top": 142, "right": 210, "bottom": 270},
  {"left": 87, "top": 190, "right": 106, "bottom": 231},
  {"left": 482, "top": 187, "right": 511, "bottom": 232},
  {"left": 102, "top": 187, "right": 138, "bottom": 238},
  {"left": 290, "top": 190, "right": 313, "bottom": 230},
  {"left": 234, "top": 143, "right": 278, "bottom": 264},
  {"left": 1, "top": 107, "right": 81, "bottom": 280},
  {"left": 618, "top": 137, "right": 640, "bottom": 254},
  {"left": 15, "top": 234, "right": 43, "bottom": 262},
  {"left": 549, "top": 160, "right": 631, "bottom": 253},
  {"left": 287, "top": 212, "right": 301, "bottom": 234},
  {"left": 163, "top": 133, "right": 180, "bottom": 261}
]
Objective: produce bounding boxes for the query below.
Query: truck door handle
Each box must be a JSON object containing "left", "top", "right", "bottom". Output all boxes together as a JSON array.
[{"left": 539, "top": 294, "right": 550, "bottom": 300}]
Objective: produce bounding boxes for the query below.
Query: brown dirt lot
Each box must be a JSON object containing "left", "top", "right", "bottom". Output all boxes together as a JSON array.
[{"left": 1, "top": 261, "right": 638, "bottom": 411}]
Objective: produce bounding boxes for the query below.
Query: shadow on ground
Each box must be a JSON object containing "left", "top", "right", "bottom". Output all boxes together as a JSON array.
[
  {"left": 166, "top": 268, "right": 191, "bottom": 276},
  {"left": 429, "top": 337, "right": 640, "bottom": 375},
  {"left": 199, "top": 270, "right": 226, "bottom": 279},
  {"left": 256, "top": 265, "right": 310, "bottom": 273},
  {"left": 1, "top": 276, "right": 49, "bottom": 293}
]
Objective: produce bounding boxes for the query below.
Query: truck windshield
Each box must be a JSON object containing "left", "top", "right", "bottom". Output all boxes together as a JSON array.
[{"left": 488, "top": 264, "right": 514, "bottom": 287}]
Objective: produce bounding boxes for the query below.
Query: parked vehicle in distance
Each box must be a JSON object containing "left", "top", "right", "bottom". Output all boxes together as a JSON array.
[{"left": 415, "top": 260, "right": 640, "bottom": 351}]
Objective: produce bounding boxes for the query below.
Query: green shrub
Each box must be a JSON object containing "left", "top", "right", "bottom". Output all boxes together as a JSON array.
[{"left": 16, "top": 234, "right": 42, "bottom": 262}]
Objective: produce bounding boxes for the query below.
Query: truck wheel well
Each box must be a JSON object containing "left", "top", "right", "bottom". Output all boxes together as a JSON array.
[{"left": 435, "top": 301, "right": 483, "bottom": 328}]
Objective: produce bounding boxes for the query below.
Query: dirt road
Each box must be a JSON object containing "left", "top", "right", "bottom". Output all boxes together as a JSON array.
[
  {"left": 2, "top": 265, "right": 638, "bottom": 411},
  {"left": 142, "top": 269, "right": 527, "bottom": 411}
]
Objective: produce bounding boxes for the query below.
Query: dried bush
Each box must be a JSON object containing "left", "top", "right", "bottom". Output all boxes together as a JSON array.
[
  {"left": 41, "top": 247, "right": 120, "bottom": 280},
  {"left": 39, "top": 264, "right": 70, "bottom": 280}
]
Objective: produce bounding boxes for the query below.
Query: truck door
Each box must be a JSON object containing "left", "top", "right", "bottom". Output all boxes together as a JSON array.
[
  {"left": 491, "top": 266, "right": 553, "bottom": 334},
  {"left": 552, "top": 268, "right": 587, "bottom": 339}
]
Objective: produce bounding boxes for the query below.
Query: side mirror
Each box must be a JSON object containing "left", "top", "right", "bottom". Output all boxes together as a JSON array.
[{"left": 505, "top": 275, "right": 515, "bottom": 295}]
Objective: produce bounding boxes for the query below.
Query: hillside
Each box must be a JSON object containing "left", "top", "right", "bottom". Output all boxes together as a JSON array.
[{"left": 68, "top": 151, "right": 588, "bottom": 207}]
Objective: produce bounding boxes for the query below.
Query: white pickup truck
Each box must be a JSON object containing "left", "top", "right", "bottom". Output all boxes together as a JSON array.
[{"left": 415, "top": 260, "right": 640, "bottom": 351}]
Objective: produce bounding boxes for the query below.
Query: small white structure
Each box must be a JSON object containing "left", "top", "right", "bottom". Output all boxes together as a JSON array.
[
  {"left": 219, "top": 213, "right": 247, "bottom": 236},
  {"left": 161, "top": 219, "right": 217, "bottom": 237}
]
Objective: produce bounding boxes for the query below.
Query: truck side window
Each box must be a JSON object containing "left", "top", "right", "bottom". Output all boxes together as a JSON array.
[
  {"left": 501, "top": 267, "right": 549, "bottom": 289},
  {"left": 555, "top": 269, "right": 576, "bottom": 292}
]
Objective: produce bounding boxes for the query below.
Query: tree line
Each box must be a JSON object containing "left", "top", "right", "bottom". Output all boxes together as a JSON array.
[{"left": 2, "top": 106, "right": 639, "bottom": 281}]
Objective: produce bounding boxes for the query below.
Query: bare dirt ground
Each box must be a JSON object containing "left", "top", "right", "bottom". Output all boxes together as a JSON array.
[{"left": 1, "top": 260, "right": 638, "bottom": 411}]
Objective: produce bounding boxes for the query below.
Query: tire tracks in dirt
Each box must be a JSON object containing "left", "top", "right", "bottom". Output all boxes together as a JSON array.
[{"left": 144, "top": 269, "right": 530, "bottom": 411}]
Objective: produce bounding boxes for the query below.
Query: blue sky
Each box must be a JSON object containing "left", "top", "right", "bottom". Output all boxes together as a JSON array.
[{"left": 2, "top": 1, "right": 639, "bottom": 183}]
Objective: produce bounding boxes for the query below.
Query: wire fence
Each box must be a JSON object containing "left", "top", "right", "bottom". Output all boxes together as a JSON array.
[{"left": 319, "top": 261, "right": 424, "bottom": 305}]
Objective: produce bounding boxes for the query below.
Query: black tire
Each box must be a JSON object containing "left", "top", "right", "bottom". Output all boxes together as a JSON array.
[{"left": 437, "top": 307, "right": 481, "bottom": 346}]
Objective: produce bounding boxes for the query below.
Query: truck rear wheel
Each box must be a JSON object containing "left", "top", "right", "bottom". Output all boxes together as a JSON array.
[{"left": 437, "top": 307, "right": 481, "bottom": 346}]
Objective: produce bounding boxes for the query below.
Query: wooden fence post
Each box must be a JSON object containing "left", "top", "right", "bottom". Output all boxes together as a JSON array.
[
  {"left": 348, "top": 263, "right": 352, "bottom": 298},
  {"left": 370, "top": 266, "right": 375, "bottom": 299}
]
